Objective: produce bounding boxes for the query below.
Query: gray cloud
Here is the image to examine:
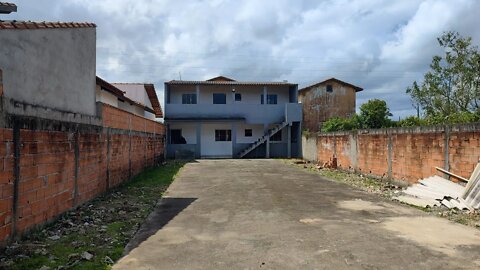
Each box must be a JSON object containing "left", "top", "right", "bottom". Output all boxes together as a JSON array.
[{"left": 5, "top": 0, "right": 480, "bottom": 118}]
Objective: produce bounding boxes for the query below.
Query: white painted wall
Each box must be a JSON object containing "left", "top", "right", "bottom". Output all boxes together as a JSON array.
[
  {"left": 201, "top": 123, "right": 233, "bottom": 157},
  {"left": 236, "top": 124, "right": 264, "bottom": 144},
  {"left": 169, "top": 86, "right": 290, "bottom": 105},
  {"left": 95, "top": 85, "right": 118, "bottom": 107},
  {"left": 169, "top": 123, "right": 197, "bottom": 144}
]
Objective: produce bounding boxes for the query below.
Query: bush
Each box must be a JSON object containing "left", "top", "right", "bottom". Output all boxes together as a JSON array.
[
  {"left": 322, "top": 116, "right": 361, "bottom": 132},
  {"left": 425, "top": 111, "right": 480, "bottom": 125},
  {"left": 397, "top": 116, "right": 427, "bottom": 127}
]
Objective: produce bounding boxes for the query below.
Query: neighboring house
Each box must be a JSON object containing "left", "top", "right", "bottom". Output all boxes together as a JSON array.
[
  {"left": 112, "top": 83, "right": 163, "bottom": 119},
  {"left": 96, "top": 77, "right": 162, "bottom": 119},
  {"left": 164, "top": 76, "right": 302, "bottom": 159},
  {"left": 298, "top": 78, "right": 363, "bottom": 132},
  {"left": 0, "top": 2, "right": 16, "bottom": 14},
  {"left": 0, "top": 20, "right": 97, "bottom": 116}
]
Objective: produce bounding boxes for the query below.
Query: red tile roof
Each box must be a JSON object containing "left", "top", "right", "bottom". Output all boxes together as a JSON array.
[
  {"left": 0, "top": 2, "right": 16, "bottom": 13},
  {"left": 144, "top": 84, "right": 163, "bottom": 118},
  {"left": 0, "top": 20, "right": 96, "bottom": 30},
  {"left": 299, "top": 78, "right": 363, "bottom": 93},
  {"left": 207, "top": 76, "right": 236, "bottom": 82},
  {"left": 0, "top": 2, "right": 16, "bottom": 7}
]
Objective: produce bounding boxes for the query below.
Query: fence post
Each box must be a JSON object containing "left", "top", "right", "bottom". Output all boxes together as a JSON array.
[
  {"left": 12, "top": 118, "right": 20, "bottom": 238},
  {"left": 73, "top": 129, "right": 79, "bottom": 207},
  {"left": 444, "top": 125, "right": 450, "bottom": 180},
  {"left": 106, "top": 127, "right": 111, "bottom": 190},
  {"left": 387, "top": 130, "right": 393, "bottom": 179}
]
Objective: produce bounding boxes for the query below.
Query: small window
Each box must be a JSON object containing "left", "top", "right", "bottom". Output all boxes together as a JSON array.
[
  {"left": 260, "top": 94, "right": 278, "bottom": 104},
  {"left": 213, "top": 93, "right": 227, "bottom": 104},
  {"left": 170, "top": 129, "right": 186, "bottom": 144},
  {"left": 244, "top": 129, "right": 252, "bottom": 137},
  {"left": 271, "top": 131, "right": 282, "bottom": 142},
  {"left": 326, "top": 85, "right": 333, "bottom": 93},
  {"left": 215, "top": 130, "right": 231, "bottom": 141},
  {"left": 235, "top": 93, "right": 242, "bottom": 101},
  {"left": 182, "top": 93, "right": 197, "bottom": 104}
]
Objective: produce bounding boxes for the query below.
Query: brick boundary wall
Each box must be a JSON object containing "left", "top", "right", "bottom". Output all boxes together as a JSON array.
[
  {"left": 0, "top": 103, "right": 165, "bottom": 244},
  {"left": 303, "top": 123, "right": 480, "bottom": 184}
]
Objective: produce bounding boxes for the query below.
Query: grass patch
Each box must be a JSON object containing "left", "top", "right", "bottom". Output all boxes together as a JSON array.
[{"left": 1, "top": 161, "right": 186, "bottom": 270}]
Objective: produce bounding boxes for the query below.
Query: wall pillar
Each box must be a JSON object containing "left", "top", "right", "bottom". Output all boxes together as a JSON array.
[
  {"left": 287, "top": 124, "right": 291, "bottom": 158},
  {"left": 263, "top": 86, "right": 267, "bottom": 104},
  {"left": 196, "top": 122, "right": 202, "bottom": 159},
  {"left": 232, "top": 122, "right": 237, "bottom": 157},
  {"left": 387, "top": 130, "right": 393, "bottom": 179},
  {"left": 196, "top": 85, "right": 200, "bottom": 104},
  {"left": 264, "top": 123, "right": 270, "bottom": 158}
]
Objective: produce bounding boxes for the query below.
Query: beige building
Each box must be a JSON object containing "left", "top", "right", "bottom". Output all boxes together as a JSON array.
[{"left": 298, "top": 78, "right": 363, "bottom": 132}]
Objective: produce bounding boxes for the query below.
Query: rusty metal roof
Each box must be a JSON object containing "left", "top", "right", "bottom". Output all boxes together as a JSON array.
[
  {"left": 166, "top": 80, "right": 296, "bottom": 87},
  {"left": 0, "top": 20, "right": 96, "bottom": 29},
  {"left": 299, "top": 78, "right": 363, "bottom": 93}
]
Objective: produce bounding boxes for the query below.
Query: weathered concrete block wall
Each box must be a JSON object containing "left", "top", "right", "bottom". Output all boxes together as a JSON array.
[
  {"left": 312, "top": 123, "right": 480, "bottom": 183},
  {"left": 0, "top": 28, "right": 97, "bottom": 116},
  {"left": 301, "top": 135, "right": 318, "bottom": 162},
  {"left": 0, "top": 103, "right": 165, "bottom": 244}
]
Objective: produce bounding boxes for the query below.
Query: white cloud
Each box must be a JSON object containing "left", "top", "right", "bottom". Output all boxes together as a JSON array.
[{"left": 5, "top": 0, "right": 480, "bottom": 118}]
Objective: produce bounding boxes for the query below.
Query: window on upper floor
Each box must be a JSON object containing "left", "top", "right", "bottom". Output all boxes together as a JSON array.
[
  {"left": 244, "top": 129, "right": 252, "bottom": 137},
  {"left": 326, "top": 85, "right": 333, "bottom": 93},
  {"left": 213, "top": 93, "right": 227, "bottom": 104},
  {"left": 260, "top": 94, "right": 278, "bottom": 104},
  {"left": 215, "top": 129, "right": 231, "bottom": 141},
  {"left": 235, "top": 93, "right": 242, "bottom": 101},
  {"left": 182, "top": 93, "right": 197, "bottom": 104}
]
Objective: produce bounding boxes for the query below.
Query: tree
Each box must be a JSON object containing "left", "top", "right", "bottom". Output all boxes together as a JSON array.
[
  {"left": 406, "top": 31, "right": 480, "bottom": 118},
  {"left": 359, "top": 99, "right": 393, "bottom": 129}
]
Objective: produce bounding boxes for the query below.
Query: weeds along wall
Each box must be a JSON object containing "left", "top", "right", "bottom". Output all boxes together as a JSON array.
[
  {"left": 303, "top": 123, "right": 480, "bottom": 183},
  {"left": 0, "top": 102, "right": 165, "bottom": 244}
]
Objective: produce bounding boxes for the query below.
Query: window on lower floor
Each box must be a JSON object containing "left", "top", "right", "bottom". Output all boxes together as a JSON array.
[
  {"left": 235, "top": 93, "right": 242, "bottom": 101},
  {"left": 244, "top": 129, "right": 252, "bottom": 137},
  {"left": 170, "top": 129, "right": 186, "bottom": 144},
  {"left": 215, "top": 129, "right": 231, "bottom": 141},
  {"left": 270, "top": 131, "right": 282, "bottom": 141},
  {"left": 182, "top": 93, "right": 197, "bottom": 104},
  {"left": 213, "top": 93, "right": 227, "bottom": 104}
]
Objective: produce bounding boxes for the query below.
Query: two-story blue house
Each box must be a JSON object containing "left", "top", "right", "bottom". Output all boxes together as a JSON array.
[{"left": 164, "top": 76, "right": 302, "bottom": 159}]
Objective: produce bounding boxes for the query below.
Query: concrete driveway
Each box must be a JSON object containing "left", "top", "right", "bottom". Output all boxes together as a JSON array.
[{"left": 114, "top": 159, "right": 480, "bottom": 270}]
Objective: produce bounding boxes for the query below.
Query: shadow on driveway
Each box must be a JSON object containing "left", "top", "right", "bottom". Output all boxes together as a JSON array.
[{"left": 122, "top": 197, "right": 197, "bottom": 255}]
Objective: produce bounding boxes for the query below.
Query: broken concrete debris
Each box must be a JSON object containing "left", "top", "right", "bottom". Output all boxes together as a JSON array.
[
  {"left": 462, "top": 162, "right": 480, "bottom": 209},
  {"left": 395, "top": 163, "right": 480, "bottom": 210}
]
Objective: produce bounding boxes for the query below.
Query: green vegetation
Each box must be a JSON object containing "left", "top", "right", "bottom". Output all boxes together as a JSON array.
[
  {"left": 2, "top": 161, "right": 185, "bottom": 270},
  {"left": 322, "top": 32, "right": 479, "bottom": 132},
  {"left": 322, "top": 99, "right": 394, "bottom": 132},
  {"left": 406, "top": 31, "right": 480, "bottom": 119}
]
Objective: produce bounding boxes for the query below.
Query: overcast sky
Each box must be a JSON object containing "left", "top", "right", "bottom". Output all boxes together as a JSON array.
[{"left": 5, "top": 0, "right": 480, "bottom": 118}]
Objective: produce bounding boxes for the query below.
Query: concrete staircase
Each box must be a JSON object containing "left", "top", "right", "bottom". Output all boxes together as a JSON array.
[{"left": 238, "top": 121, "right": 289, "bottom": 158}]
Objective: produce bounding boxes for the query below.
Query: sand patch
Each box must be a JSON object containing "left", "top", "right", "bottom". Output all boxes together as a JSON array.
[
  {"left": 337, "top": 199, "right": 385, "bottom": 211},
  {"left": 382, "top": 216, "right": 480, "bottom": 256}
]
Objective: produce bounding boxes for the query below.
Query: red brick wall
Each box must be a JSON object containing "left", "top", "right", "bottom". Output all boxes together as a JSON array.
[
  {"left": 314, "top": 124, "right": 480, "bottom": 183},
  {"left": 0, "top": 103, "right": 165, "bottom": 244},
  {"left": 0, "top": 128, "right": 13, "bottom": 242}
]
